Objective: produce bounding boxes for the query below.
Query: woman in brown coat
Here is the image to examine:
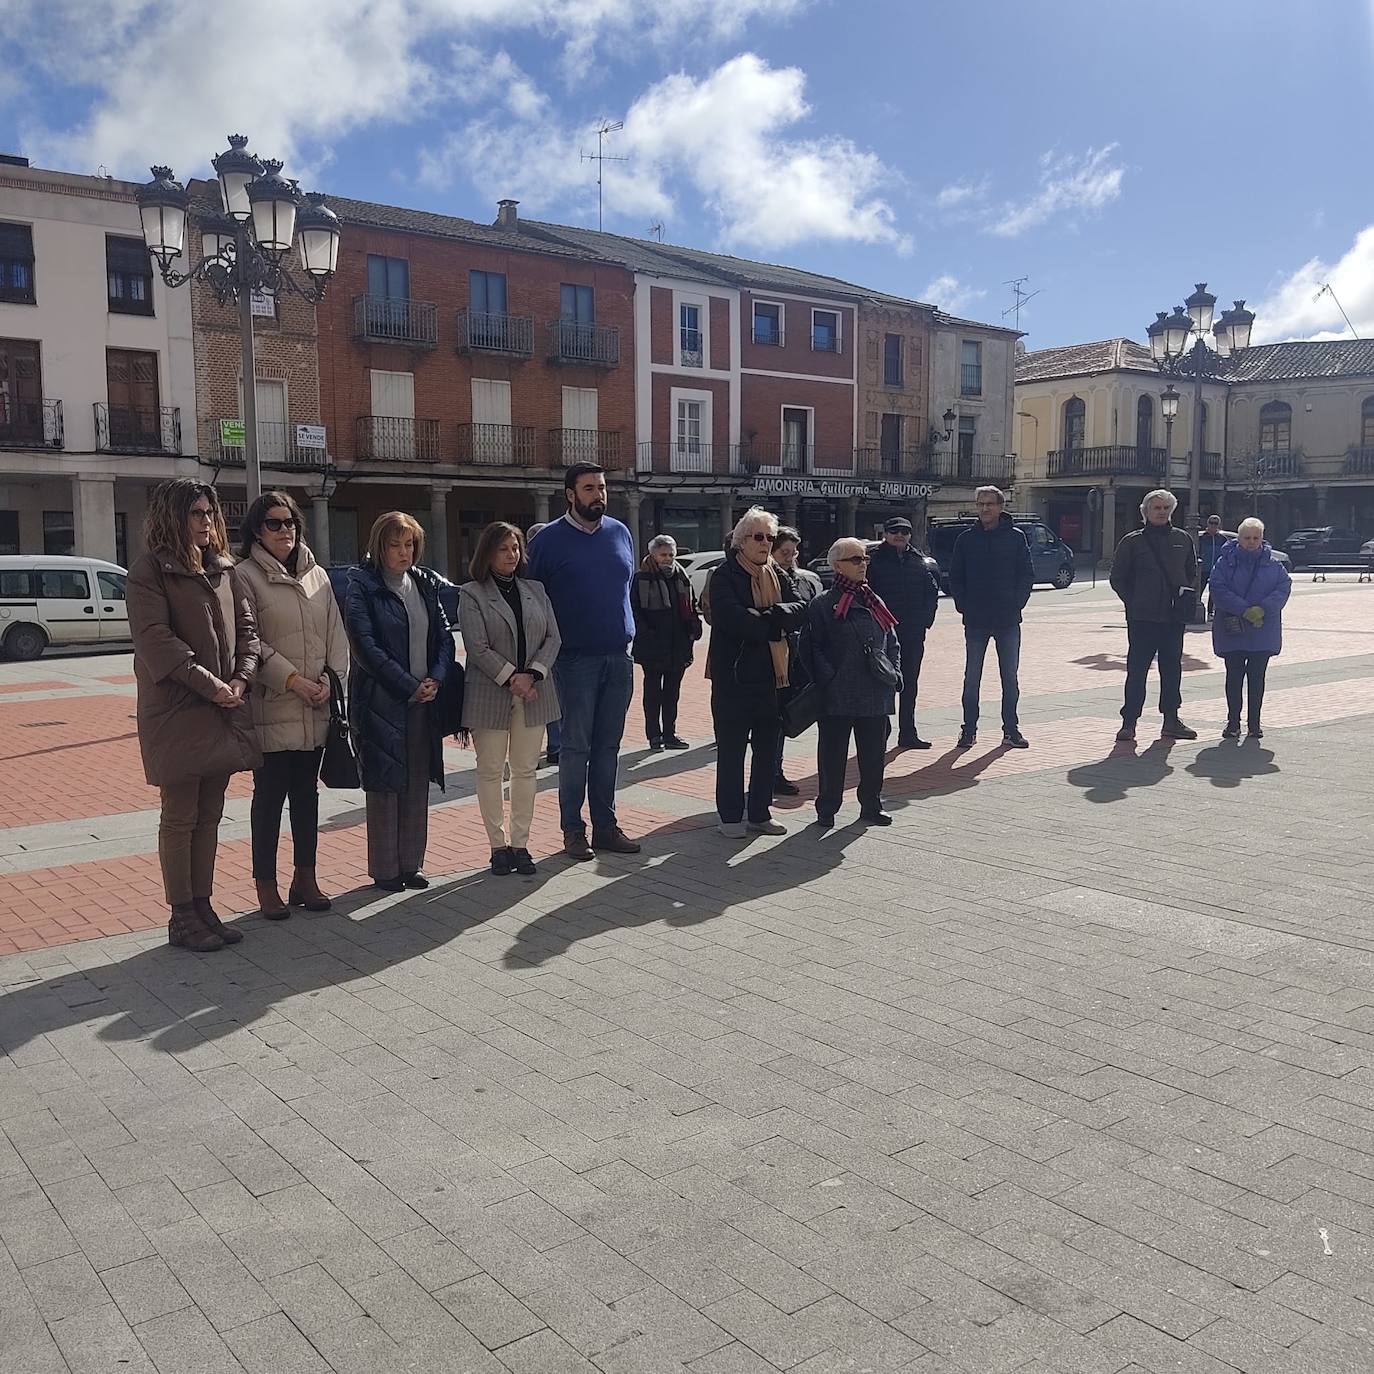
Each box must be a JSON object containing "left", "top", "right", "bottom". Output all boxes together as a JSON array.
[{"left": 127, "top": 479, "right": 262, "bottom": 952}]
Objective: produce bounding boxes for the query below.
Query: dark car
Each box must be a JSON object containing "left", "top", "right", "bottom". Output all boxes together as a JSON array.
[
  {"left": 927, "top": 516, "right": 1076, "bottom": 592},
  {"left": 807, "top": 542, "right": 941, "bottom": 591},
  {"left": 1282, "top": 527, "right": 1362, "bottom": 568}
]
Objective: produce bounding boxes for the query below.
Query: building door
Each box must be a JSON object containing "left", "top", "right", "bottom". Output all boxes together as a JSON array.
[
  {"left": 106, "top": 349, "right": 160, "bottom": 448},
  {"left": 782, "top": 407, "right": 810, "bottom": 473},
  {"left": 879, "top": 413, "right": 902, "bottom": 473},
  {"left": 471, "top": 377, "right": 512, "bottom": 462},
  {"left": 674, "top": 398, "right": 703, "bottom": 470},
  {"left": 957, "top": 417, "right": 976, "bottom": 481},
  {"left": 0, "top": 339, "right": 42, "bottom": 446},
  {"left": 370, "top": 369, "right": 415, "bottom": 460},
  {"left": 240, "top": 378, "right": 287, "bottom": 465}
]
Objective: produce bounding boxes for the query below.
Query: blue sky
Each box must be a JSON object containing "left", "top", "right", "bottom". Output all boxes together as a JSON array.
[{"left": 4, "top": 0, "right": 1372, "bottom": 347}]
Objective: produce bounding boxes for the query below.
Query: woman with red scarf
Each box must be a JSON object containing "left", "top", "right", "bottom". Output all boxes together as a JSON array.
[{"left": 801, "top": 537, "right": 902, "bottom": 828}]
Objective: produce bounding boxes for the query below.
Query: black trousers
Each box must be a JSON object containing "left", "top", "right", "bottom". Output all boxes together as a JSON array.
[
  {"left": 712, "top": 689, "right": 779, "bottom": 824},
  {"left": 251, "top": 748, "right": 323, "bottom": 878},
  {"left": 1224, "top": 652, "right": 1271, "bottom": 726},
  {"left": 895, "top": 626, "right": 926, "bottom": 738},
  {"left": 817, "top": 715, "right": 889, "bottom": 817},
  {"left": 642, "top": 665, "right": 685, "bottom": 741},
  {"left": 1122, "top": 620, "right": 1185, "bottom": 721}
]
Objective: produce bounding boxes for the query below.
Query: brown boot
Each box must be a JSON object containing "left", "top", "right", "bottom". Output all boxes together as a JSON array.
[
  {"left": 288, "top": 868, "right": 332, "bottom": 912},
  {"left": 255, "top": 879, "right": 291, "bottom": 920},
  {"left": 168, "top": 902, "right": 224, "bottom": 952},
  {"left": 195, "top": 897, "right": 243, "bottom": 945}
]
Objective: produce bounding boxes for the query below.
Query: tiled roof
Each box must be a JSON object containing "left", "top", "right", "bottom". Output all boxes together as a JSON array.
[
  {"left": 1016, "top": 338, "right": 1155, "bottom": 382},
  {"left": 1222, "top": 339, "right": 1374, "bottom": 383},
  {"left": 932, "top": 310, "right": 1021, "bottom": 337},
  {"left": 323, "top": 195, "right": 590, "bottom": 260}
]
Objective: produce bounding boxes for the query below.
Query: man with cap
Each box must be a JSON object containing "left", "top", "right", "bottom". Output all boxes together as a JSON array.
[
  {"left": 1197, "top": 514, "right": 1227, "bottom": 621},
  {"left": 867, "top": 515, "right": 941, "bottom": 748}
]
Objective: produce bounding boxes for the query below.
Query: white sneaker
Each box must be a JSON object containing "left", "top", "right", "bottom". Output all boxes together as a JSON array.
[
  {"left": 717, "top": 820, "right": 747, "bottom": 838},
  {"left": 746, "top": 819, "right": 786, "bottom": 835}
]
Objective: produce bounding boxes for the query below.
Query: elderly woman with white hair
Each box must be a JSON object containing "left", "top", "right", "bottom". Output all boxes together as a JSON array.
[
  {"left": 632, "top": 534, "right": 702, "bottom": 749},
  {"left": 1109, "top": 488, "right": 1200, "bottom": 743},
  {"left": 706, "top": 506, "right": 807, "bottom": 837},
  {"left": 801, "top": 536, "right": 902, "bottom": 827},
  {"left": 1208, "top": 516, "right": 1291, "bottom": 739}
]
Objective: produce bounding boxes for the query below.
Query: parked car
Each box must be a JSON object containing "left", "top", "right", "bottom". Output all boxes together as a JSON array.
[
  {"left": 0, "top": 555, "right": 130, "bottom": 660},
  {"left": 1361, "top": 538, "right": 1374, "bottom": 562},
  {"left": 1213, "top": 531, "right": 1291, "bottom": 572},
  {"left": 679, "top": 551, "right": 727, "bottom": 599},
  {"left": 927, "top": 517, "right": 1076, "bottom": 592},
  {"left": 807, "top": 542, "right": 941, "bottom": 591},
  {"left": 1282, "top": 527, "right": 1362, "bottom": 568}
]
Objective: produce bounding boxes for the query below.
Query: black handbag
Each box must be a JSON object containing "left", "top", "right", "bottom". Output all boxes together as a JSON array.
[
  {"left": 319, "top": 667, "right": 360, "bottom": 789},
  {"left": 847, "top": 618, "right": 901, "bottom": 690},
  {"left": 781, "top": 683, "right": 821, "bottom": 738},
  {"left": 1142, "top": 532, "right": 1198, "bottom": 624}
]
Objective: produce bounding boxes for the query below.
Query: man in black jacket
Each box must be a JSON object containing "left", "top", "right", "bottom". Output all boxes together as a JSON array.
[
  {"left": 867, "top": 516, "right": 940, "bottom": 748},
  {"left": 949, "top": 487, "right": 1034, "bottom": 749}
]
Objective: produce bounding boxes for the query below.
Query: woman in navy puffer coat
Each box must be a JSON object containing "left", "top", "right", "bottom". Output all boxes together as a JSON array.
[{"left": 1208, "top": 517, "right": 1291, "bottom": 740}]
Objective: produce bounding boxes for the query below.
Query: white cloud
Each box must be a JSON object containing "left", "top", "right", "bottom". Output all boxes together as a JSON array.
[
  {"left": 934, "top": 178, "right": 987, "bottom": 212},
  {"left": 919, "top": 274, "right": 986, "bottom": 316},
  {"left": 988, "top": 145, "right": 1124, "bottom": 238},
  {"left": 421, "top": 53, "right": 909, "bottom": 252},
  {"left": 1251, "top": 226, "right": 1374, "bottom": 343}
]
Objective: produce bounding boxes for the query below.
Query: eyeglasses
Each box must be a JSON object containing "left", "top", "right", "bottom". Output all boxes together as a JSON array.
[
  {"left": 889, "top": 529, "right": 911, "bottom": 537},
  {"left": 262, "top": 517, "right": 297, "bottom": 532},
  {"left": 188, "top": 508, "right": 214, "bottom": 522},
  {"left": 840, "top": 554, "right": 870, "bottom": 564},
  {"left": 749, "top": 532, "right": 776, "bottom": 543}
]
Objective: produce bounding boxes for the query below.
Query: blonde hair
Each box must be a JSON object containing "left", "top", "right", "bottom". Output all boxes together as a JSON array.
[
  {"left": 143, "top": 478, "right": 228, "bottom": 571},
  {"left": 366, "top": 511, "right": 425, "bottom": 567},
  {"left": 730, "top": 505, "right": 778, "bottom": 550}
]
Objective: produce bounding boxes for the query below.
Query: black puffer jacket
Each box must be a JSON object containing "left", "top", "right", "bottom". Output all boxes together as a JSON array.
[
  {"left": 949, "top": 514, "right": 1034, "bottom": 629},
  {"left": 706, "top": 553, "right": 806, "bottom": 710},
  {"left": 802, "top": 592, "right": 902, "bottom": 718},
  {"left": 342, "top": 560, "right": 458, "bottom": 794},
  {"left": 867, "top": 542, "right": 940, "bottom": 633}
]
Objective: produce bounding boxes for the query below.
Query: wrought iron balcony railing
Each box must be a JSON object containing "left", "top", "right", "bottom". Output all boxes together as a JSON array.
[
  {"left": 456, "top": 422, "right": 538, "bottom": 466},
  {"left": 1046, "top": 445, "right": 1166, "bottom": 478},
  {"left": 734, "top": 441, "right": 812, "bottom": 475},
  {"left": 636, "top": 440, "right": 725, "bottom": 475},
  {"left": 679, "top": 328, "right": 703, "bottom": 368},
  {"left": 855, "top": 447, "right": 936, "bottom": 479},
  {"left": 548, "top": 428, "right": 626, "bottom": 469},
  {"left": 456, "top": 309, "right": 534, "bottom": 357},
  {"left": 811, "top": 331, "right": 841, "bottom": 354},
  {"left": 546, "top": 320, "right": 620, "bottom": 367},
  {"left": 94, "top": 403, "right": 181, "bottom": 455},
  {"left": 0, "top": 398, "right": 63, "bottom": 449},
  {"left": 355, "top": 416, "right": 442, "bottom": 463},
  {"left": 929, "top": 451, "right": 1016, "bottom": 486},
  {"left": 353, "top": 295, "right": 438, "bottom": 347},
  {"left": 1250, "top": 449, "right": 1303, "bottom": 478},
  {"left": 1345, "top": 446, "right": 1374, "bottom": 476},
  {"left": 751, "top": 326, "right": 784, "bottom": 347},
  {"left": 960, "top": 363, "right": 983, "bottom": 396},
  {"left": 205, "top": 419, "right": 326, "bottom": 468}
]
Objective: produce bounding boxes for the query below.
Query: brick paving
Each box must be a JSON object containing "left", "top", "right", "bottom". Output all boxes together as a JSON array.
[{"left": 1, "top": 580, "right": 1374, "bottom": 1371}]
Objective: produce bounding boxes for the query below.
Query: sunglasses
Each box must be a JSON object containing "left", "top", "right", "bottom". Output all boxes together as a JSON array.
[
  {"left": 749, "top": 532, "right": 776, "bottom": 543},
  {"left": 840, "top": 554, "right": 871, "bottom": 564},
  {"left": 262, "top": 517, "right": 297, "bottom": 533}
]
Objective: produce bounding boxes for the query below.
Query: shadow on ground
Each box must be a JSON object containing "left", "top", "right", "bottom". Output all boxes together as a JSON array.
[{"left": 1065, "top": 738, "right": 1178, "bottom": 803}]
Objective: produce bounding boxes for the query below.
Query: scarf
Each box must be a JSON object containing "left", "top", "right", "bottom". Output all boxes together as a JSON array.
[
  {"left": 636, "top": 559, "right": 695, "bottom": 623},
  {"left": 833, "top": 573, "right": 898, "bottom": 633},
  {"left": 746, "top": 557, "right": 790, "bottom": 688}
]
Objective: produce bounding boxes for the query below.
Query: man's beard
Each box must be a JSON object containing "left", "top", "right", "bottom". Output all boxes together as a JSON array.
[{"left": 573, "top": 497, "right": 606, "bottom": 523}]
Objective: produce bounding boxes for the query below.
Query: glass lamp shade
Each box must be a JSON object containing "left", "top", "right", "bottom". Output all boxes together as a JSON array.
[
  {"left": 1163, "top": 306, "right": 1193, "bottom": 359},
  {"left": 136, "top": 167, "right": 188, "bottom": 265},
  {"left": 1146, "top": 311, "right": 1170, "bottom": 364},
  {"left": 1211, "top": 317, "right": 1233, "bottom": 358},
  {"left": 1226, "top": 299, "right": 1254, "bottom": 352},
  {"left": 199, "top": 212, "right": 238, "bottom": 263},
  {"left": 295, "top": 193, "right": 341, "bottom": 277},
  {"left": 212, "top": 135, "right": 263, "bottom": 221},
  {"left": 1160, "top": 384, "right": 1180, "bottom": 420},
  {"left": 1185, "top": 282, "right": 1216, "bottom": 336},
  {"left": 942, "top": 407, "right": 956, "bottom": 433},
  {"left": 247, "top": 161, "right": 299, "bottom": 257}
]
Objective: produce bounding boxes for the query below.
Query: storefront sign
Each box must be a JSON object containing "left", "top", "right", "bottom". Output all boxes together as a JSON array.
[
  {"left": 741, "top": 476, "right": 940, "bottom": 501},
  {"left": 295, "top": 424, "right": 326, "bottom": 449}
]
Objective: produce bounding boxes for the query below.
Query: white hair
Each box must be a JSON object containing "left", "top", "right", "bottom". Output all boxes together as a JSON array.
[
  {"left": 1141, "top": 489, "right": 1178, "bottom": 516},
  {"left": 974, "top": 485, "right": 1005, "bottom": 505},
  {"left": 1238, "top": 517, "right": 1265, "bottom": 536},
  {"left": 647, "top": 534, "right": 676, "bottom": 555},
  {"left": 827, "top": 537, "right": 865, "bottom": 571},
  {"left": 730, "top": 505, "right": 778, "bottom": 550}
]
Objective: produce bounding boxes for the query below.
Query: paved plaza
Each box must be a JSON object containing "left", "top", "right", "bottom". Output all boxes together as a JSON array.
[{"left": 3, "top": 579, "right": 1374, "bottom": 1373}]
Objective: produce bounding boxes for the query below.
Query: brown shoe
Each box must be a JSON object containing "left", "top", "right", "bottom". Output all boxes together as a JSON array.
[
  {"left": 169, "top": 903, "right": 225, "bottom": 952},
  {"left": 592, "top": 827, "right": 641, "bottom": 855},
  {"left": 288, "top": 867, "right": 332, "bottom": 912},
  {"left": 255, "top": 879, "right": 291, "bottom": 920},
  {"left": 562, "top": 827, "right": 594, "bottom": 862},
  {"left": 195, "top": 897, "right": 242, "bottom": 944}
]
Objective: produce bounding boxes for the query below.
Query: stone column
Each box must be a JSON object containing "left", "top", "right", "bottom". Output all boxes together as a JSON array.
[
  {"left": 310, "top": 495, "right": 331, "bottom": 567},
  {"left": 72, "top": 477, "right": 117, "bottom": 563},
  {"left": 842, "top": 496, "right": 860, "bottom": 538},
  {"left": 532, "top": 488, "right": 551, "bottom": 526},
  {"left": 719, "top": 492, "right": 735, "bottom": 547},
  {"left": 781, "top": 495, "right": 799, "bottom": 529},
  {"left": 624, "top": 488, "right": 643, "bottom": 550},
  {"left": 1101, "top": 484, "right": 1117, "bottom": 565},
  {"left": 430, "top": 484, "right": 452, "bottom": 579}
]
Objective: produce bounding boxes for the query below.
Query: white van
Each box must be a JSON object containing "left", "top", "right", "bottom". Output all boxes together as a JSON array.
[{"left": 0, "top": 555, "right": 131, "bottom": 660}]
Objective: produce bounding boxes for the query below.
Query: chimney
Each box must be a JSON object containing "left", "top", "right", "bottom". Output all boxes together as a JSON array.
[
  {"left": 496, "top": 199, "right": 519, "bottom": 231},
  {"left": 0, "top": 154, "right": 30, "bottom": 168}
]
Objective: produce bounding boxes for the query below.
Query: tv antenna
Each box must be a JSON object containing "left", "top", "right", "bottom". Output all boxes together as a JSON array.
[
  {"left": 1002, "top": 276, "right": 1042, "bottom": 331},
  {"left": 1314, "top": 281, "right": 1359, "bottom": 339},
  {"left": 579, "top": 119, "right": 627, "bottom": 232},
  {"left": 648, "top": 221, "right": 664, "bottom": 242}
]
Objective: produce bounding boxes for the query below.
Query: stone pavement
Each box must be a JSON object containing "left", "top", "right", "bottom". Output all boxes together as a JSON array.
[{"left": 2, "top": 580, "right": 1374, "bottom": 1372}]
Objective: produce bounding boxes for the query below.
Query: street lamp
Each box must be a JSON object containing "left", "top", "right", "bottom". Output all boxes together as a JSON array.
[
  {"left": 136, "top": 134, "right": 342, "bottom": 502},
  {"left": 1160, "top": 382, "right": 1180, "bottom": 467},
  {"left": 1146, "top": 284, "right": 1255, "bottom": 538}
]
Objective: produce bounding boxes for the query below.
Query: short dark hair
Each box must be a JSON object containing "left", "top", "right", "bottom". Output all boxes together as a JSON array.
[
  {"left": 564, "top": 462, "right": 605, "bottom": 492},
  {"left": 469, "top": 521, "right": 527, "bottom": 582},
  {"left": 239, "top": 490, "right": 307, "bottom": 569},
  {"left": 774, "top": 526, "right": 801, "bottom": 549}
]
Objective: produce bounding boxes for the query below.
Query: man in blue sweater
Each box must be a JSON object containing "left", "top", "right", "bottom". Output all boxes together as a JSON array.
[{"left": 528, "top": 463, "right": 641, "bottom": 860}]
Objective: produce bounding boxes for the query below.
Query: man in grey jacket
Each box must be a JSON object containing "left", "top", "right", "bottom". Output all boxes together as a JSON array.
[{"left": 1109, "top": 489, "right": 1200, "bottom": 743}]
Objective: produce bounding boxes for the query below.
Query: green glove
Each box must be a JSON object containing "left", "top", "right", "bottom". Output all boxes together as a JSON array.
[{"left": 1242, "top": 606, "right": 1264, "bottom": 626}]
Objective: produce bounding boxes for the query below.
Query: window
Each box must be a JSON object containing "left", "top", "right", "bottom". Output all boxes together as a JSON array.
[
  {"left": 1361, "top": 396, "right": 1374, "bottom": 449},
  {"left": 782, "top": 408, "right": 810, "bottom": 469},
  {"left": 0, "top": 338, "right": 43, "bottom": 445},
  {"left": 0, "top": 223, "right": 35, "bottom": 305},
  {"left": 958, "top": 416, "right": 976, "bottom": 471},
  {"left": 42, "top": 512, "right": 74, "bottom": 557},
  {"left": 883, "top": 333, "right": 903, "bottom": 387},
  {"left": 0, "top": 570, "right": 31, "bottom": 596},
  {"left": 812, "top": 310, "right": 839, "bottom": 353},
  {"left": 676, "top": 398, "right": 703, "bottom": 452},
  {"left": 1136, "top": 395, "right": 1153, "bottom": 458},
  {"left": 752, "top": 301, "right": 782, "bottom": 346},
  {"left": 1259, "top": 401, "right": 1291, "bottom": 452},
  {"left": 97, "top": 570, "right": 126, "bottom": 601},
  {"left": 879, "top": 413, "right": 903, "bottom": 470},
  {"left": 679, "top": 303, "right": 702, "bottom": 367},
  {"left": 960, "top": 340, "right": 982, "bottom": 396},
  {"left": 560, "top": 284, "right": 594, "bottom": 323},
  {"left": 366, "top": 255, "right": 409, "bottom": 300},
  {"left": 0, "top": 510, "right": 17, "bottom": 555},
  {"left": 1063, "top": 397, "right": 1085, "bottom": 451},
  {"left": 469, "top": 270, "right": 508, "bottom": 315},
  {"left": 106, "top": 236, "right": 153, "bottom": 315},
  {"left": 106, "top": 349, "right": 161, "bottom": 448},
  {"left": 38, "top": 569, "right": 90, "bottom": 599}
]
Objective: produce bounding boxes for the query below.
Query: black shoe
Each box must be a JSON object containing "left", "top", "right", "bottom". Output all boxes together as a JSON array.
[
  {"left": 373, "top": 876, "right": 406, "bottom": 893},
  {"left": 1246, "top": 723, "right": 1264, "bottom": 739},
  {"left": 663, "top": 735, "right": 691, "bottom": 750},
  {"left": 898, "top": 735, "right": 933, "bottom": 750},
  {"left": 956, "top": 729, "right": 977, "bottom": 749},
  {"left": 860, "top": 810, "right": 893, "bottom": 826},
  {"left": 814, "top": 812, "right": 835, "bottom": 830},
  {"left": 1116, "top": 721, "right": 1137, "bottom": 742},
  {"left": 592, "top": 827, "right": 641, "bottom": 854},
  {"left": 1162, "top": 716, "right": 1198, "bottom": 741},
  {"left": 773, "top": 776, "right": 800, "bottom": 796},
  {"left": 1002, "top": 731, "right": 1029, "bottom": 749},
  {"left": 563, "top": 827, "right": 594, "bottom": 861},
  {"left": 648, "top": 738, "right": 664, "bottom": 752},
  {"left": 491, "top": 848, "right": 514, "bottom": 876},
  {"left": 401, "top": 872, "right": 429, "bottom": 889},
  {"left": 1222, "top": 721, "right": 1241, "bottom": 739},
  {"left": 511, "top": 848, "right": 537, "bottom": 875}
]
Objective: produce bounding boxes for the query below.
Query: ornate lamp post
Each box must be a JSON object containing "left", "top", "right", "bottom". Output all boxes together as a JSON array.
[
  {"left": 1146, "top": 285, "right": 1255, "bottom": 537},
  {"left": 136, "top": 135, "right": 342, "bottom": 503},
  {"left": 1160, "top": 382, "right": 1180, "bottom": 469}
]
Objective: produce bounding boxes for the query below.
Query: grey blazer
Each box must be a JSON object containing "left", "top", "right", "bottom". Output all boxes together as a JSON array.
[{"left": 458, "top": 576, "right": 561, "bottom": 731}]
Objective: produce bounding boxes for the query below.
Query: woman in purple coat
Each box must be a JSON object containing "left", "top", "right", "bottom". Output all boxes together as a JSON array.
[{"left": 1208, "top": 517, "right": 1291, "bottom": 739}]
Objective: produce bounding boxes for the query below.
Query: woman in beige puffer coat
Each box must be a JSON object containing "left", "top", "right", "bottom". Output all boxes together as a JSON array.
[{"left": 236, "top": 492, "right": 349, "bottom": 919}]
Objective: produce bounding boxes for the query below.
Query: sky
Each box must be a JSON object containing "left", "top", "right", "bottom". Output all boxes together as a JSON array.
[{"left": 2, "top": 0, "right": 1372, "bottom": 351}]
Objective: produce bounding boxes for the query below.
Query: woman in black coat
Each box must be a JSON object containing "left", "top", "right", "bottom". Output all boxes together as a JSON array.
[
  {"left": 343, "top": 512, "right": 457, "bottom": 892},
  {"left": 707, "top": 508, "right": 807, "bottom": 839},
  {"left": 632, "top": 535, "right": 702, "bottom": 750}
]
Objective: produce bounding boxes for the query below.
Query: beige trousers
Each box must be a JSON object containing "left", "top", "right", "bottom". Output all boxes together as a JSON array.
[{"left": 471, "top": 697, "right": 543, "bottom": 849}]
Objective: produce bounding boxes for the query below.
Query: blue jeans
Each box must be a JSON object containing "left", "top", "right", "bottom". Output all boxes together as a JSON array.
[
  {"left": 961, "top": 624, "right": 1021, "bottom": 733},
  {"left": 545, "top": 719, "right": 561, "bottom": 754},
  {"left": 553, "top": 650, "right": 634, "bottom": 833}
]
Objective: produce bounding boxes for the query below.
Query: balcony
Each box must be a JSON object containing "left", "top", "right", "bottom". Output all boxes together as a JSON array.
[
  {"left": 751, "top": 326, "right": 785, "bottom": 347},
  {"left": 1046, "top": 445, "right": 1165, "bottom": 479},
  {"left": 355, "top": 416, "right": 442, "bottom": 463},
  {"left": 637, "top": 441, "right": 724, "bottom": 475},
  {"left": 960, "top": 364, "right": 983, "bottom": 397},
  {"left": 548, "top": 428, "right": 626, "bottom": 469},
  {"left": 856, "top": 447, "right": 936, "bottom": 479},
  {"left": 930, "top": 451, "right": 1016, "bottom": 487},
  {"left": 456, "top": 422, "right": 538, "bottom": 466},
  {"left": 455, "top": 309, "right": 533, "bottom": 357},
  {"left": 1251, "top": 449, "right": 1303, "bottom": 479},
  {"left": 546, "top": 321, "right": 619, "bottom": 367},
  {"left": 204, "top": 419, "right": 327, "bottom": 468},
  {"left": 1345, "top": 446, "right": 1374, "bottom": 476},
  {"left": 811, "top": 330, "right": 841, "bottom": 354},
  {"left": 680, "top": 328, "right": 703, "bottom": 368},
  {"left": 0, "top": 398, "right": 63, "bottom": 449},
  {"left": 94, "top": 403, "right": 181, "bottom": 455},
  {"left": 353, "top": 295, "right": 438, "bottom": 348}
]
